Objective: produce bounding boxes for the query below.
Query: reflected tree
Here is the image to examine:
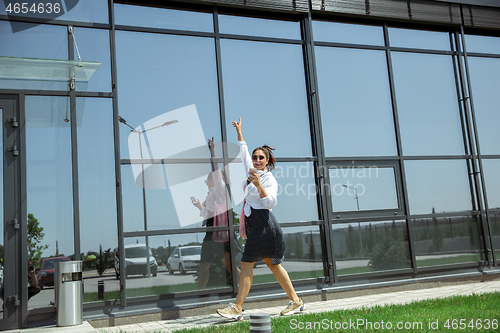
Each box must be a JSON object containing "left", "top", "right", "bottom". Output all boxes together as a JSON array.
[
  {"left": 368, "top": 222, "right": 410, "bottom": 271},
  {"left": 27, "top": 213, "right": 49, "bottom": 267}
]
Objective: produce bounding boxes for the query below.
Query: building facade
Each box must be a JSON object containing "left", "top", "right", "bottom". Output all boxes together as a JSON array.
[{"left": 0, "top": 0, "right": 499, "bottom": 329}]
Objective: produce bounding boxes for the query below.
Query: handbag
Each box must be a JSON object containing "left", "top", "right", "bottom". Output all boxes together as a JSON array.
[{"left": 212, "top": 202, "right": 229, "bottom": 242}]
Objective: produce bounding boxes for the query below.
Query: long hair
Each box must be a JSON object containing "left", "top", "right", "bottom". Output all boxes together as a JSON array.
[{"left": 252, "top": 145, "right": 276, "bottom": 171}]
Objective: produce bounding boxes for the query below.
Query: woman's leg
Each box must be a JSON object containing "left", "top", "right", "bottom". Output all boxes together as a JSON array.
[
  {"left": 262, "top": 258, "right": 299, "bottom": 302},
  {"left": 221, "top": 251, "right": 241, "bottom": 281},
  {"left": 197, "top": 262, "right": 212, "bottom": 290},
  {"left": 234, "top": 261, "right": 255, "bottom": 311}
]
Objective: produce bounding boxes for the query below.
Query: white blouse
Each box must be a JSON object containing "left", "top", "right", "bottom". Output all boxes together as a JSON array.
[
  {"left": 238, "top": 141, "right": 278, "bottom": 217},
  {"left": 200, "top": 168, "right": 226, "bottom": 221}
]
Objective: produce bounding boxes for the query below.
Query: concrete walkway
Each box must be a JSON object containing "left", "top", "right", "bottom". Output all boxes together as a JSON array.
[
  {"left": 96, "top": 279, "right": 500, "bottom": 333},
  {"left": 4, "top": 279, "right": 499, "bottom": 333}
]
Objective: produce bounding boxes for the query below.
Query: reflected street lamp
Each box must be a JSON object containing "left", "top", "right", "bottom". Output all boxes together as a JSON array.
[
  {"left": 342, "top": 184, "right": 363, "bottom": 257},
  {"left": 119, "top": 116, "right": 178, "bottom": 277}
]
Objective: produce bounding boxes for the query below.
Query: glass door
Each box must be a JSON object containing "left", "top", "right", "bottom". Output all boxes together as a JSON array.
[{"left": 0, "top": 96, "right": 26, "bottom": 330}]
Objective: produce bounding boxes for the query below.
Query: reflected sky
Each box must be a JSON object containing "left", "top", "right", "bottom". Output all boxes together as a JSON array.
[
  {"left": 221, "top": 39, "right": 311, "bottom": 157},
  {"left": 465, "top": 35, "right": 500, "bottom": 55},
  {"left": 392, "top": 52, "right": 465, "bottom": 156},
  {"left": 73, "top": 27, "right": 111, "bottom": 92},
  {"left": 329, "top": 167, "right": 398, "bottom": 212},
  {"left": 315, "top": 47, "right": 397, "bottom": 157},
  {"left": 114, "top": 4, "right": 213, "bottom": 32},
  {"left": 218, "top": 14, "right": 301, "bottom": 39},
  {"left": 312, "top": 21, "right": 384, "bottom": 46},
  {"left": 482, "top": 160, "right": 500, "bottom": 210},
  {"left": 116, "top": 31, "right": 221, "bottom": 160},
  {"left": 388, "top": 28, "right": 451, "bottom": 51},
  {"left": 467, "top": 57, "right": 500, "bottom": 155},
  {"left": 404, "top": 160, "right": 472, "bottom": 214}
]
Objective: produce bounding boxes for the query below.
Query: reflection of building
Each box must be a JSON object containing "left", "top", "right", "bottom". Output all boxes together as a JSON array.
[{"left": 1, "top": 0, "right": 500, "bottom": 330}]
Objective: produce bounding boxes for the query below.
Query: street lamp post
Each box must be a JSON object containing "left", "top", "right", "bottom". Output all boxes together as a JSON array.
[
  {"left": 119, "top": 116, "right": 178, "bottom": 277},
  {"left": 342, "top": 184, "right": 363, "bottom": 257}
]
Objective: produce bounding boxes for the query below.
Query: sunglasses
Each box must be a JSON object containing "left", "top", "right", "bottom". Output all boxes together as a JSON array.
[{"left": 252, "top": 155, "right": 266, "bottom": 161}]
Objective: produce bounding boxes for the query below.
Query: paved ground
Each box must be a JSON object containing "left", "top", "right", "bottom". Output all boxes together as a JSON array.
[{"left": 4, "top": 277, "right": 500, "bottom": 333}]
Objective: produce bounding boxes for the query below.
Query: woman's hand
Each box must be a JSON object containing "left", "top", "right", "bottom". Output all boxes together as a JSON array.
[
  {"left": 191, "top": 197, "right": 203, "bottom": 210},
  {"left": 208, "top": 137, "right": 215, "bottom": 157},
  {"left": 248, "top": 171, "right": 261, "bottom": 187},
  {"left": 232, "top": 117, "right": 244, "bottom": 141}
]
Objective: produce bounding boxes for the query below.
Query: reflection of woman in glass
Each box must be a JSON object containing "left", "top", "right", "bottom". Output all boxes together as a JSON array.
[
  {"left": 191, "top": 138, "right": 238, "bottom": 290},
  {"left": 217, "top": 118, "right": 305, "bottom": 320}
]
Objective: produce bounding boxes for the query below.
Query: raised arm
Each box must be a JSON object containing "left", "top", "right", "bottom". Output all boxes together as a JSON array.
[{"left": 232, "top": 117, "right": 244, "bottom": 142}]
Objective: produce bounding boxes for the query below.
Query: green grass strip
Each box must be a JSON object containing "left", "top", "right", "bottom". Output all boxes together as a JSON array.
[{"left": 172, "top": 292, "right": 500, "bottom": 333}]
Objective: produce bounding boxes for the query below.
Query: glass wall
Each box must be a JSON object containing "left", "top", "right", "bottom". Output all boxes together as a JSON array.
[{"left": 0, "top": 1, "right": 499, "bottom": 316}]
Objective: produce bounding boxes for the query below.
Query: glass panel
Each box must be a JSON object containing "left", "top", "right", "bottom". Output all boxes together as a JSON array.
[
  {"left": 26, "top": 96, "right": 73, "bottom": 309},
  {"left": 0, "top": 21, "right": 67, "bottom": 59},
  {"left": 116, "top": 32, "right": 221, "bottom": 160},
  {"left": 392, "top": 52, "right": 464, "bottom": 156},
  {"left": 229, "top": 161, "right": 319, "bottom": 224},
  {"left": 312, "top": 21, "right": 384, "bottom": 46},
  {"left": 404, "top": 160, "right": 472, "bottom": 215},
  {"left": 467, "top": 57, "right": 500, "bottom": 155},
  {"left": 482, "top": 160, "right": 500, "bottom": 210},
  {"left": 388, "top": 28, "right": 451, "bottom": 51},
  {"left": 123, "top": 161, "right": 234, "bottom": 231},
  {"left": 221, "top": 40, "right": 311, "bottom": 157},
  {"left": 114, "top": 4, "right": 213, "bottom": 32},
  {"left": 333, "top": 221, "right": 411, "bottom": 275},
  {"left": 273, "top": 163, "right": 319, "bottom": 222},
  {"left": 74, "top": 28, "right": 111, "bottom": 92},
  {"left": 253, "top": 226, "right": 325, "bottom": 284},
  {"left": 490, "top": 212, "right": 500, "bottom": 260},
  {"left": 117, "top": 234, "right": 233, "bottom": 300},
  {"left": 315, "top": 47, "right": 397, "bottom": 157},
  {"left": 411, "top": 215, "right": 481, "bottom": 268},
  {"left": 219, "top": 15, "right": 301, "bottom": 40},
  {"left": 329, "top": 166, "right": 399, "bottom": 212},
  {"left": 76, "top": 98, "right": 117, "bottom": 302},
  {"left": 0, "top": 0, "right": 108, "bottom": 24},
  {"left": 0, "top": 21, "right": 68, "bottom": 90},
  {"left": 465, "top": 35, "right": 500, "bottom": 55}
]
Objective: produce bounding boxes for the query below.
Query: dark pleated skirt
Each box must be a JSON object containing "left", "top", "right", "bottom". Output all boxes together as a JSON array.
[{"left": 241, "top": 208, "right": 285, "bottom": 265}]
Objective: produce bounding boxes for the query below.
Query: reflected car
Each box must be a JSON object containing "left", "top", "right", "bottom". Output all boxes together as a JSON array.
[
  {"left": 114, "top": 244, "right": 158, "bottom": 278},
  {"left": 37, "top": 256, "right": 71, "bottom": 289},
  {"left": 167, "top": 246, "right": 201, "bottom": 275}
]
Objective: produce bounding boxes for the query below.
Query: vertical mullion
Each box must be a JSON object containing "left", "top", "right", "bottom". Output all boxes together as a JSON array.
[
  {"left": 383, "top": 23, "right": 417, "bottom": 274},
  {"left": 303, "top": 2, "right": 336, "bottom": 283},
  {"left": 459, "top": 27, "right": 495, "bottom": 266},
  {"left": 108, "top": 0, "right": 127, "bottom": 306},
  {"left": 213, "top": 6, "right": 238, "bottom": 293},
  {"left": 68, "top": 26, "right": 81, "bottom": 262},
  {"left": 19, "top": 94, "right": 28, "bottom": 328}
]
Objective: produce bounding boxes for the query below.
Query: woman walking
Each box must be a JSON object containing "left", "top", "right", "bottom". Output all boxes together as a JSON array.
[{"left": 216, "top": 117, "right": 306, "bottom": 320}]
